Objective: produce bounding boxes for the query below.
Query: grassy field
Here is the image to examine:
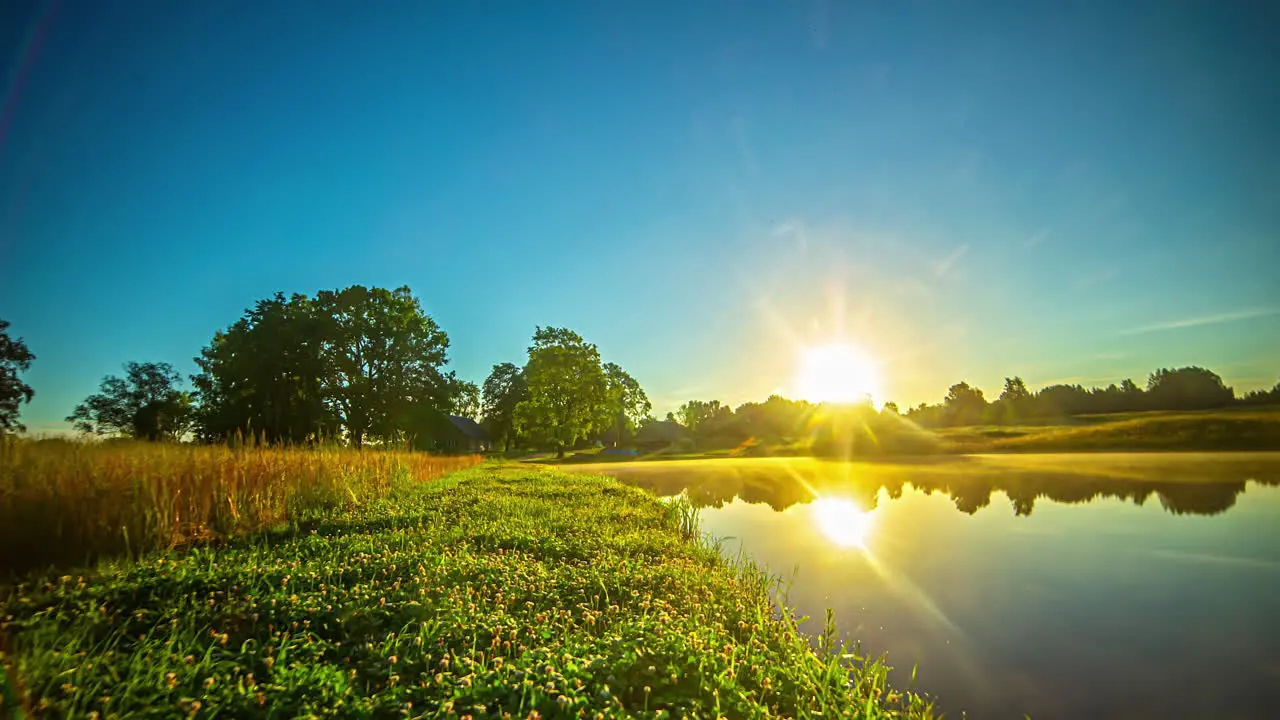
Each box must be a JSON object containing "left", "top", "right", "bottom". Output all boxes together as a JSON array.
[
  {"left": 940, "top": 409, "right": 1280, "bottom": 453},
  {"left": 535, "top": 408, "right": 1280, "bottom": 463},
  {"left": 0, "top": 465, "right": 934, "bottom": 718},
  {"left": 0, "top": 438, "right": 480, "bottom": 578}
]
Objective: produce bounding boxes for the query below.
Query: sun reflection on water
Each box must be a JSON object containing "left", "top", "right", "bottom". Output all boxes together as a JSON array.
[{"left": 811, "top": 497, "right": 876, "bottom": 548}]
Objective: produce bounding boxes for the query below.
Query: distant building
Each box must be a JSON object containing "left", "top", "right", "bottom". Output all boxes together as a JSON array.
[{"left": 445, "top": 415, "right": 491, "bottom": 453}]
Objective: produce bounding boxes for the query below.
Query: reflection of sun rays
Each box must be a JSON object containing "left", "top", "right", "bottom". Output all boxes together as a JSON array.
[
  {"left": 812, "top": 497, "right": 875, "bottom": 547},
  {"left": 857, "top": 546, "right": 993, "bottom": 697},
  {"left": 803, "top": 487, "right": 990, "bottom": 696}
]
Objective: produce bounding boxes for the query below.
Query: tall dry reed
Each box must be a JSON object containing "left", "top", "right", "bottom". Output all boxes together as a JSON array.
[{"left": 0, "top": 437, "right": 480, "bottom": 577}]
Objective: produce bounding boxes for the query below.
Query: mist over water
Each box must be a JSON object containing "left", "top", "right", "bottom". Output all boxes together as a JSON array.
[{"left": 586, "top": 454, "right": 1280, "bottom": 720}]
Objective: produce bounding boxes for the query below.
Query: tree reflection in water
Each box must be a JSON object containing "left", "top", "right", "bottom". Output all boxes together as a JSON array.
[{"left": 598, "top": 457, "right": 1279, "bottom": 517}]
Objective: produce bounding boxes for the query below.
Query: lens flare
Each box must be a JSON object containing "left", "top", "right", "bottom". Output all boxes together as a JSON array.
[{"left": 796, "top": 343, "right": 882, "bottom": 405}]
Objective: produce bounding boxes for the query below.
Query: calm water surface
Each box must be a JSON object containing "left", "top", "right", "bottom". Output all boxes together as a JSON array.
[{"left": 579, "top": 453, "right": 1280, "bottom": 720}]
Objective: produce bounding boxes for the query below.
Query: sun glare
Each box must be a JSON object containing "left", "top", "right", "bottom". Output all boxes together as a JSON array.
[
  {"left": 796, "top": 343, "right": 882, "bottom": 405},
  {"left": 812, "top": 497, "right": 876, "bottom": 548}
]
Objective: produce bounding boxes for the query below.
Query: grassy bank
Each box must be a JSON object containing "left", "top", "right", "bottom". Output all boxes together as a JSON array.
[
  {"left": 0, "top": 466, "right": 933, "bottom": 718},
  {"left": 940, "top": 410, "right": 1280, "bottom": 453},
  {"left": 535, "top": 408, "right": 1280, "bottom": 464},
  {"left": 0, "top": 439, "right": 480, "bottom": 577}
]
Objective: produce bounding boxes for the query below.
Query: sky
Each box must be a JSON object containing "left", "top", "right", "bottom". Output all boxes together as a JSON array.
[{"left": 1, "top": 0, "right": 1277, "bottom": 433}]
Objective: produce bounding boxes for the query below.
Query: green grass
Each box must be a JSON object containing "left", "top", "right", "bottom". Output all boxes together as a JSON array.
[
  {"left": 0, "top": 466, "right": 934, "bottom": 719},
  {"left": 942, "top": 410, "right": 1280, "bottom": 453}
]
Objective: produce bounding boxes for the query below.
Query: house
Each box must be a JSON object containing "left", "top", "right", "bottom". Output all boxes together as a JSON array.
[{"left": 445, "top": 415, "right": 491, "bottom": 453}]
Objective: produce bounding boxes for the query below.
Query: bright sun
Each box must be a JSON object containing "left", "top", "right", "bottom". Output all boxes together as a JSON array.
[{"left": 796, "top": 343, "right": 882, "bottom": 405}]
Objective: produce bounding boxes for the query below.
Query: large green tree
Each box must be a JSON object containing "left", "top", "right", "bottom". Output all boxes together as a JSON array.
[
  {"left": 192, "top": 286, "right": 458, "bottom": 447},
  {"left": 481, "top": 362, "right": 527, "bottom": 452},
  {"left": 68, "top": 362, "right": 191, "bottom": 440},
  {"left": 314, "top": 285, "right": 453, "bottom": 448},
  {"left": 0, "top": 318, "right": 36, "bottom": 433},
  {"left": 192, "top": 293, "right": 331, "bottom": 443},
  {"left": 515, "top": 327, "right": 608, "bottom": 458},
  {"left": 601, "top": 362, "right": 651, "bottom": 447},
  {"left": 943, "top": 381, "right": 987, "bottom": 426}
]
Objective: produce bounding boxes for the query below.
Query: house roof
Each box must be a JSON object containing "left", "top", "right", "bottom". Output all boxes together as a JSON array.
[{"left": 448, "top": 415, "right": 489, "bottom": 440}]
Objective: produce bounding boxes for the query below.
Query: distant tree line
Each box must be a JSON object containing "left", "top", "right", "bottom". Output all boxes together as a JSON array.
[
  {"left": 901, "top": 367, "right": 1279, "bottom": 428},
  {"left": 656, "top": 366, "right": 1280, "bottom": 450},
  {"left": 2, "top": 308, "right": 1279, "bottom": 447}
]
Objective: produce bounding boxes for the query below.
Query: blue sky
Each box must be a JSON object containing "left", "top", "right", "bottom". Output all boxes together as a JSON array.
[{"left": 2, "top": 0, "right": 1277, "bottom": 433}]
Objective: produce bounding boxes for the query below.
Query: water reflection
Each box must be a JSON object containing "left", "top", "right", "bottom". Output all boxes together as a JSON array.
[
  {"left": 812, "top": 497, "right": 875, "bottom": 548},
  {"left": 597, "top": 454, "right": 1280, "bottom": 517},
  {"left": 581, "top": 453, "right": 1280, "bottom": 719}
]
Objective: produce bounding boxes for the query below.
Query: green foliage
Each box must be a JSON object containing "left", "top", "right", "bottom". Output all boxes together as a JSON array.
[
  {"left": 675, "top": 400, "right": 739, "bottom": 446},
  {"left": 66, "top": 362, "right": 191, "bottom": 441},
  {"left": 0, "top": 318, "right": 35, "bottom": 434},
  {"left": 901, "top": 366, "right": 1261, "bottom": 429},
  {"left": 315, "top": 285, "right": 454, "bottom": 448},
  {"left": 0, "top": 467, "right": 934, "bottom": 718},
  {"left": 480, "top": 362, "right": 528, "bottom": 452},
  {"left": 451, "top": 380, "right": 481, "bottom": 420},
  {"left": 733, "top": 395, "right": 813, "bottom": 440},
  {"left": 515, "top": 327, "right": 610, "bottom": 457},
  {"left": 191, "top": 293, "right": 331, "bottom": 444},
  {"left": 602, "top": 362, "right": 651, "bottom": 447},
  {"left": 193, "top": 286, "right": 459, "bottom": 448}
]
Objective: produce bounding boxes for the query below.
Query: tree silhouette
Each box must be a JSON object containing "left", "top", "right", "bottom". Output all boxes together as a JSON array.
[
  {"left": 68, "top": 362, "right": 190, "bottom": 440},
  {"left": 1146, "top": 367, "right": 1234, "bottom": 411},
  {"left": 944, "top": 381, "right": 988, "bottom": 426},
  {"left": 480, "top": 362, "right": 528, "bottom": 452},
  {"left": 0, "top": 318, "right": 35, "bottom": 433},
  {"left": 192, "top": 293, "right": 331, "bottom": 443}
]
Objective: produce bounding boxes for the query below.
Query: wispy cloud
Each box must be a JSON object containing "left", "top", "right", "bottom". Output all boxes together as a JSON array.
[
  {"left": 1120, "top": 307, "right": 1280, "bottom": 336},
  {"left": 1023, "top": 228, "right": 1050, "bottom": 249},
  {"left": 933, "top": 244, "right": 969, "bottom": 277}
]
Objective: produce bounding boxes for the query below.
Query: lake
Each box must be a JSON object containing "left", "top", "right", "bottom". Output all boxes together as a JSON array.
[{"left": 574, "top": 453, "right": 1280, "bottom": 719}]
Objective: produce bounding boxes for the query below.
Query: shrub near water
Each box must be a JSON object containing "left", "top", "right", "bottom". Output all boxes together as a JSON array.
[
  {"left": 1, "top": 467, "right": 933, "bottom": 718},
  {"left": 0, "top": 438, "right": 480, "bottom": 577}
]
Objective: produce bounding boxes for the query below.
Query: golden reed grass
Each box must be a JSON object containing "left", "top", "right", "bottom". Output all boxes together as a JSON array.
[{"left": 0, "top": 437, "right": 480, "bottom": 577}]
